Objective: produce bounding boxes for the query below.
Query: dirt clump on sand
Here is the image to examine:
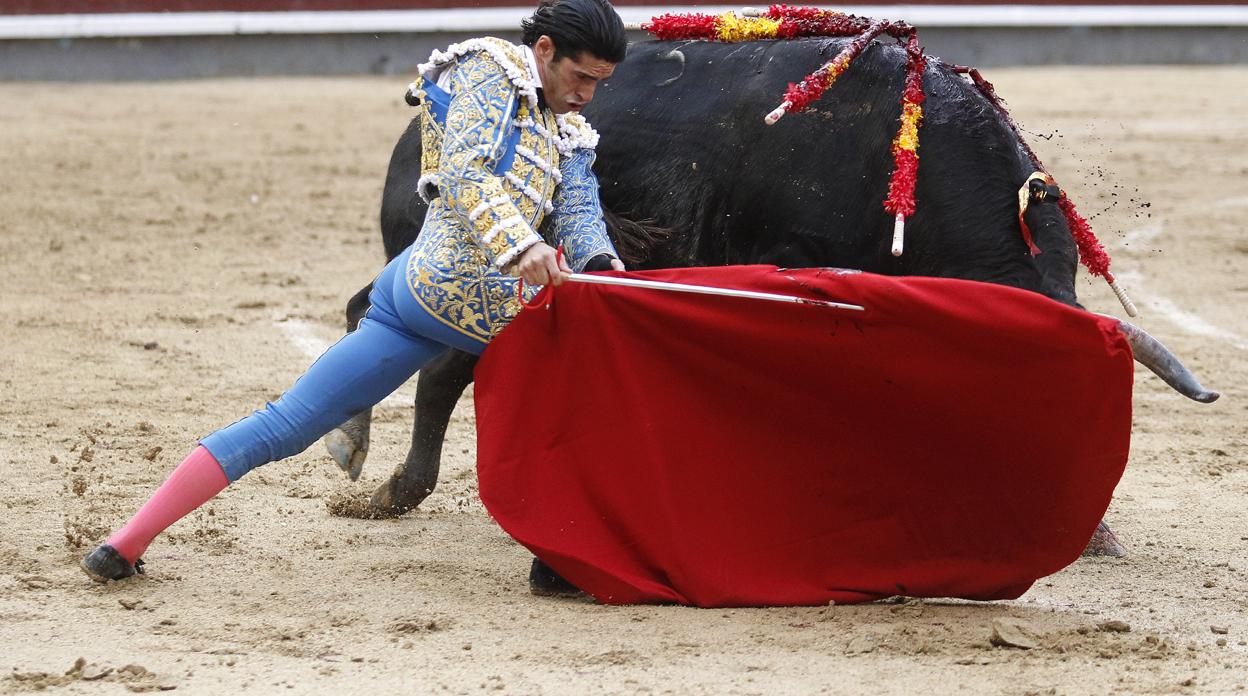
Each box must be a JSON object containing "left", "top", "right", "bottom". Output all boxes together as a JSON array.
[
  {"left": 324, "top": 488, "right": 393, "bottom": 520},
  {"left": 2, "top": 70, "right": 1247, "bottom": 693}
]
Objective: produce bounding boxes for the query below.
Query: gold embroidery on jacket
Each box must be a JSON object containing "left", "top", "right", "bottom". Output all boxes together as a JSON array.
[{"left": 407, "top": 44, "right": 558, "bottom": 343}]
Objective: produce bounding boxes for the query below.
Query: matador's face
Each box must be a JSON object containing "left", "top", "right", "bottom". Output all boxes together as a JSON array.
[{"left": 533, "top": 35, "right": 616, "bottom": 115}]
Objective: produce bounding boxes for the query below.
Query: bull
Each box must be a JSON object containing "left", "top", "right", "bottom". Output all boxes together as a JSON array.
[{"left": 324, "top": 37, "right": 1218, "bottom": 559}]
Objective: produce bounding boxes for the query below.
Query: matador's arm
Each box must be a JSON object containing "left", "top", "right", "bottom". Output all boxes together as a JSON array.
[{"left": 549, "top": 114, "right": 620, "bottom": 273}]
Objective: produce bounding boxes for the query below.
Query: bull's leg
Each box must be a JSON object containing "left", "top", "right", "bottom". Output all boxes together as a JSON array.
[
  {"left": 1082, "top": 520, "right": 1126, "bottom": 557},
  {"left": 368, "top": 348, "right": 478, "bottom": 516},
  {"left": 324, "top": 283, "right": 376, "bottom": 481}
]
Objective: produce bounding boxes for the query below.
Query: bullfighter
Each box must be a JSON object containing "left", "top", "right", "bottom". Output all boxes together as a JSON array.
[{"left": 82, "top": 0, "right": 627, "bottom": 593}]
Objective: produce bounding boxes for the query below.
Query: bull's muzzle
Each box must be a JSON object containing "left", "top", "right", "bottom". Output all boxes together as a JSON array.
[{"left": 1113, "top": 318, "right": 1221, "bottom": 403}]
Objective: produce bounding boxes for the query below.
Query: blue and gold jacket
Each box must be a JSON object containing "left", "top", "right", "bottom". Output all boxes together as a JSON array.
[{"left": 405, "top": 37, "right": 619, "bottom": 345}]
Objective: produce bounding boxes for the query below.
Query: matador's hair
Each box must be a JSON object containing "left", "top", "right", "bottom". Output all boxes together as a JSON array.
[{"left": 522, "top": 0, "right": 627, "bottom": 63}]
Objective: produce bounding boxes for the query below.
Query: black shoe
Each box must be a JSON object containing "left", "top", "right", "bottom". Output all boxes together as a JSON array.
[
  {"left": 529, "top": 557, "right": 584, "bottom": 598},
  {"left": 81, "top": 544, "right": 145, "bottom": 583}
]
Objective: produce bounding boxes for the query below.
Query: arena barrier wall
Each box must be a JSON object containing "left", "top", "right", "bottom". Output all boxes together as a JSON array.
[{"left": 1, "top": 4, "right": 1246, "bottom": 79}]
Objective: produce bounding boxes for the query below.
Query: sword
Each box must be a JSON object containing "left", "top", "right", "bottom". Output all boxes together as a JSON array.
[{"left": 563, "top": 273, "right": 865, "bottom": 312}]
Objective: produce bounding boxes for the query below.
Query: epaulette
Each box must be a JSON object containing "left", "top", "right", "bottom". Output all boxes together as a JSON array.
[{"left": 416, "top": 37, "right": 539, "bottom": 109}]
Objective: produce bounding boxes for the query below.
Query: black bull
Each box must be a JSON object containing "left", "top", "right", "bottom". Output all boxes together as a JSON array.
[{"left": 325, "top": 38, "right": 1217, "bottom": 554}]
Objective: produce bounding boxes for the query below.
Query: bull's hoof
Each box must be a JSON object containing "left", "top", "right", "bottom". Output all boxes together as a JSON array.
[
  {"left": 366, "top": 477, "right": 429, "bottom": 518},
  {"left": 81, "top": 544, "right": 145, "bottom": 583},
  {"left": 1082, "top": 520, "right": 1127, "bottom": 557},
  {"left": 529, "top": 557, "right": 586, "bottom": 599},
  {"left": 323, "top": 425, "right": 367, "bottom": 481}
]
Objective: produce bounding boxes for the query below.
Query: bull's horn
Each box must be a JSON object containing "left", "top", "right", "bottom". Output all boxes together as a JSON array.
[{"left": 1111, "top": 318, "right": 1221, "bottom": 403}]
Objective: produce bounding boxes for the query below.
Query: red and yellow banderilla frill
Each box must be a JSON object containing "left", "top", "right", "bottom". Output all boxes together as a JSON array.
[{"left": 642, "top": 5, "right": 1135, "bottom": 313}]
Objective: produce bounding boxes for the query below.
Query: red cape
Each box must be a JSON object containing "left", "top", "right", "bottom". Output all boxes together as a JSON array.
[{"left": 475, "top": 266, "right": 1133, "bottom": 607}]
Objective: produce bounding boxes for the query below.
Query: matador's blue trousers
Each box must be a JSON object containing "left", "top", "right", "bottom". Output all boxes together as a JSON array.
[{"left": 200, "top": 247, "right": 486, "bottom": 482}]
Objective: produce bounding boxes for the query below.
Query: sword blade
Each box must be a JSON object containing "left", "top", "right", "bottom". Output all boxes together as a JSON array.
[{"left": 566, "top": 273, "right": 864, "bottom": 312}]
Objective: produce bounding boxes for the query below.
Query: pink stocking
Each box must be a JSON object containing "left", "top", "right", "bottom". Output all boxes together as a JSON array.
[{"left": 106, "top": 445, "right": 228, "bottom": 563}]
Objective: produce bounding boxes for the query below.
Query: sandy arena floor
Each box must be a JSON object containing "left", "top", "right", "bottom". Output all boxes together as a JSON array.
[{"left": 1, "top": 66, "right": 1246, "bottom": 694}]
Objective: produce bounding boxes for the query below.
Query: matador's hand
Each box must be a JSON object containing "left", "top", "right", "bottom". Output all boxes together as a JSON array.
[{"left": 514, "top": 242, "right": 572, "bottom": 286}]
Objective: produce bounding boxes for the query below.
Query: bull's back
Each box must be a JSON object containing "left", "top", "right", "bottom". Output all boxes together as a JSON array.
[
  {"left": 586, "top": 39, "right": 1059, "bottom": 291},
  {"left": 587, "top": 39, "right": 896, "bottom": 268}
]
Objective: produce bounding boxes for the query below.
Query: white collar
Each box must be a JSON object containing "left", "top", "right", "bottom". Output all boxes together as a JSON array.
[{"left": 521, "top": 44, "right": 545, "bottom": 95}]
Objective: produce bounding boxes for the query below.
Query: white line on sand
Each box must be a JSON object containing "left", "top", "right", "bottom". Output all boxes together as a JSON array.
[
  {"left": 1116, "top": 220, "right": 1247, "bottom": 350},
  {"left": 274, "top": 318, "right": 416, "bottom": 408},
  {"left": 1118, "top": 220, "right": 1166, "bottom": 250},
  {"left": 277, "top": 317, "right": 334, "bottom": 363},
  {"left": 1115, "top": 270, "right": 1248, "bottom": 351},
  {"left": 1214, "top": 196, "right": 1248, "bottom": 209}
]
